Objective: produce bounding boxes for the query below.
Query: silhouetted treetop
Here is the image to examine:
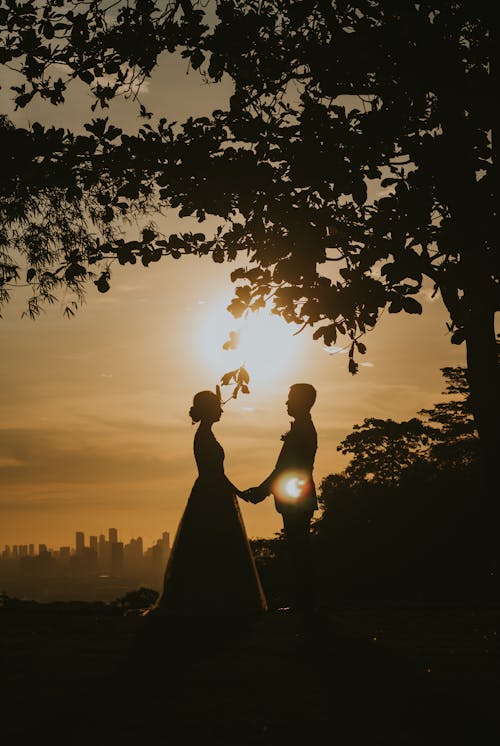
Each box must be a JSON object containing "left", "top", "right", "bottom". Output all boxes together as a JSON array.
[
  {"left": 419, "top": 366, "right": 480, "bottom": 469},
  {"left": 336, "top": 416, "right": 433, "bottom": 487},
  {"left": 326, "top": 366, "right": 480, "bottom": 491}
]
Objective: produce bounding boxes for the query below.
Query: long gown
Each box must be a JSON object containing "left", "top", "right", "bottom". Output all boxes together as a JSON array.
[{"left": 156, "top": 424, "right": 267, "bottom": 617}]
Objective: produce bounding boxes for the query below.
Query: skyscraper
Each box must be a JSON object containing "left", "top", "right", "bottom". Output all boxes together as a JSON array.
[
  {"left": 89, "top": 535, "right": 98, "bottom": 553},
  {"left": 98, "top": 534, "right": 106, "bottom": 556},
  {"left": 75, "top": 531, "right": 85, "bottom": 554},
  {"left": 108, "top": 528, "right": 118, "bottom": 544},
  {"left": 110, "top": 541, "right": 124, "bottom": 575}
]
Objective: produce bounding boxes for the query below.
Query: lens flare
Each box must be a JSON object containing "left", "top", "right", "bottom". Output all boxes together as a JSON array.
[
  {"left": 285, "top": 477, "right": 306, "bottom": 499},
  {"left": 272, "top": 470, "right": 309, "bottom": 503}
]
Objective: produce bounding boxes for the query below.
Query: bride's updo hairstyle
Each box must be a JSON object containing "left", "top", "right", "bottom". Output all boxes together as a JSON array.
[{"left": 189, "top": 390, "right": 221, "bottom": 423}]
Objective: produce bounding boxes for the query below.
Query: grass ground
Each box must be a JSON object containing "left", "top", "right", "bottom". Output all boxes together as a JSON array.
[{"left": 1, "top": 603, "right": 498, "bottom": 745}]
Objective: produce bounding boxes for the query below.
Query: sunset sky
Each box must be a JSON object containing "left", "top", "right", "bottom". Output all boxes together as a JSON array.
[{"left": 0, "top": 53, "right": 466, "bottom": 551}]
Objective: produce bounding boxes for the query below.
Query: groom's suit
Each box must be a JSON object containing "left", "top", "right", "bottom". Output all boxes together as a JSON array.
[
  {"left": 261, "top": 414, "right": 318, "bottom": 611},
  {"left": 263, "top": 414, "right": 318, "bottom": 515}
]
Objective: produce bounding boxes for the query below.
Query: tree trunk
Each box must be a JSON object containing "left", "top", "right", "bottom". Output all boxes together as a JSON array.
[
  {"left": 464, "top": 297, "right": 499, "bottom": 588},
  {"left": 437, "top": 42, "right": 499, "bottom": 590},
  {"left": 464, "top": 302, "right": 499, "bottom": 485}
]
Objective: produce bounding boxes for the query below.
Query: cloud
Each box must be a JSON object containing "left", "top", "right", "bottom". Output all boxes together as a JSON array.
[
  {"left": 323, "top": 346, "right": 348, "bottom": 355},
  {"left": 0, "top": 457, "right": 26, "bottom": 468},
  {"left": 0, "top": 423, "right": 191, "bottom": 496}
]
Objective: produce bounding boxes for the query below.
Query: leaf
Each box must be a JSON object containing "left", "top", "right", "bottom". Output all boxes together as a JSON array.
[
  {"left": 220, "top": 370, "right": 238, "bottom": 386},
  {"left": 349, "top": 359, "right": 359, "bottom": 375},
  {"left": 190, "top": 49, "right": 205, "bottom": 70},
  {"left": 139, "top": 104, "right": 152, "bottom": 119},
  {"left": 26, "top": 268, "right": 36, "bottom": 282},
  {"left": 227, "top": 299, "right": 247, "bottom": 318},
  {"left": 94, "top": 276, "right": 110, "bottom": 293},
  {"left": 380, "top": 177, "right": 399, "bottom": 188},
  {"left": 222, "top": 331, "right": 239, "bottom": 350},
  {"left": 105, "top": 125, "right": 122, "bottom": 141},
  {"left": 15, "top": 92, "right": 35, "bottom": 108},
  {"left": 102, "top": 205, "right": 114, "bottom": 223},
  {"left": 238, "top": 366, "right": 249, "bottom": 384},
  {"left": 78, "top": 70, "right": 94, "bottom": 84},
  {"left": 401, "top": 297, "right": 422, "bottom": 314},
  {"left": 142, "top": 229, "right": 156, "bottom": 243},
  {"left": 312, "top": 326, "right": 326, "bottom": 340},
  {"left": 451, "top": 329, "right": 466, "bottom": 345},
  {"left": 230, "top": 268, "right": 247, "bottom": 282},
  {"left": 323, "top": 325, "right": 338, "bottom": 346},
  {"left": 388, "top": 297, "right": 403, "bottom": 313},
  {"left": 352, "top": 180, "right": 367, "bottom": 206}
]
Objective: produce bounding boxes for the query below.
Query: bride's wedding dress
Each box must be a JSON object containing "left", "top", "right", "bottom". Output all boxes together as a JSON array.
[{"left": 156, "top": 425, "right": 267, "bottom": 616}]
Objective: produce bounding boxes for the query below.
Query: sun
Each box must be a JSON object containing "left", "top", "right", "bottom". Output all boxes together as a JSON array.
[{"left": 198, "top": 301, "right": 304, "bottom": 386}]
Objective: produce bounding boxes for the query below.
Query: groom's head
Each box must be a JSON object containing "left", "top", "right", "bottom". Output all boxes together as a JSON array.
[{"left": 287, "top": 383, "right": 316, "bottom": 417}]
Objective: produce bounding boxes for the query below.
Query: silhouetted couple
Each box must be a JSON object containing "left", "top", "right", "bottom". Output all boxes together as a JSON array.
[{"left": 155, "top": 383, "right": 318, "bottom": 619}]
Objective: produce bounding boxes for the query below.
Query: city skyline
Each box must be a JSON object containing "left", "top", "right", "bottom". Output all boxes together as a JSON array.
[
  {"left": 0, "top": 523, "right": 171, "bottom": 603},
  {"left": 2, "top": 524, "right": 169, "bottom": 558}
]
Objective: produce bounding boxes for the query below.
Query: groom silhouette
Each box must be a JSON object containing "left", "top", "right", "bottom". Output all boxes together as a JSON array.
[{"left": 244, "top": 383, "right": 318, "bottom": 612}]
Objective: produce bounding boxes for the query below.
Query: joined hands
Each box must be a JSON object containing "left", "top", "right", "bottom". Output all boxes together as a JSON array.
[{"left": 240, "top": 486, "right": 268, "bottom": 504}]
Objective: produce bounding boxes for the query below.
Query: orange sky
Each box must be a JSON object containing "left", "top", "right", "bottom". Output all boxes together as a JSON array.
[{"left": 0, "top": 54, "right": 466, "bottom": 550}]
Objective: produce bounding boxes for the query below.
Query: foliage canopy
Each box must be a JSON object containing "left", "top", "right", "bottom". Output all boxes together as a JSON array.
[{"left": 0, "top": 1, "right": 497, "bottom": 458}]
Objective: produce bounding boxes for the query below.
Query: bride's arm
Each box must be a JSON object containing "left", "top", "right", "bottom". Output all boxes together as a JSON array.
[{"left": 224, "top": 476, "right": 247, "bottom": 499}]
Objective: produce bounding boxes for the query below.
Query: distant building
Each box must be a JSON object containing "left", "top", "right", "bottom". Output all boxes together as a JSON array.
[
  {"left": 151, "top": 532, "right": 170, "bottom": 582},
  {"left": 161, "top": 532, "right": 170, "bottom": 567},
  {"left": 123, "top": 537, "right": 143, "bottom": 574},
  {"left": 75, "top": 531, "right": 85, "bottom": 554},
  {"left": 89, "top": 535, "right": 98, "bottom": 553},
  {"left": 110, "top": 541, "right": 124, "bottom": 575},
  {"left": 98, "top": 534, "right": 106, "bottom": 557},
  {"left": 28, "top": 544, "right": 35, "bottom": 556},
  {"left": 108, "top": 528, "right": 118, "bottom": 544}
]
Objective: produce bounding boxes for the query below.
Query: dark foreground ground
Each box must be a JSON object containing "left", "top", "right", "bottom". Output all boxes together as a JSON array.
[{"left": 1, "top": 602, "right": 498, "bottom": 745}]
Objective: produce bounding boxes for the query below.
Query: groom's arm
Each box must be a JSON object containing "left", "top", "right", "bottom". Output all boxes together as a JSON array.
[
  {"left": 244, "top": 429, "right": 298, "bottom": 503},
  {"left": 250, "top": 439, "right": 290, "bottom": 501},
  {"left": 241, "top": 468, "right": 278, "bottom": 504}
]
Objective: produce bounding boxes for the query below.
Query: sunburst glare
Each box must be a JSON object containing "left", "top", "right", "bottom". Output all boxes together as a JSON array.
[{"left": 198, "top": 301, "right": 305, "bottom": 387}]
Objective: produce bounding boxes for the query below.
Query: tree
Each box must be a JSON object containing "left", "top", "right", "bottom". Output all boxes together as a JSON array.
[
  {"left": 419, "top": 366, "right": 480, "bottom": 469},
  {"left": 0, "top": 2, "right": 497, "bottom": 476},
  {"left": 336, "top": 416, "right": 432, "bottom": 487},
  {"left": 317, "top": 366, "right": 488, "bottom": 599},
  {"left": 332, "top": 366, "right": 479, "bottom": 487}
]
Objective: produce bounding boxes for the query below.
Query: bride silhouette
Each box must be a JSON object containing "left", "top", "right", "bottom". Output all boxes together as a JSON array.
[{"left": 154, "top": 390, "right": 267, "bottom": 618}]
